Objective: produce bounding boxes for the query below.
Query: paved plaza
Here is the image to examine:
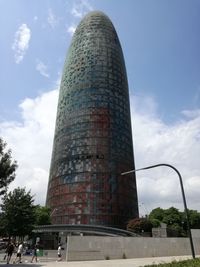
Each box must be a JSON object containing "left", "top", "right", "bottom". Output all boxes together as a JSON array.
[{"left": 0, "top": 254, "right": 198, "bottom": 267}]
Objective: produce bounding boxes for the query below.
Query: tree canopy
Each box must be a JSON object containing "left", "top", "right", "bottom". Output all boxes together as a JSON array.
[
  {"left": 0, "top": 187, "right": 36, "bottom": 238},
  {"left": 187, "top": 210, "right": 200, "bottom": 229},
  {"left": 127, "top": 217, "right": 153, "bottom": 234},
  {"left": 0, "top": 137, "right": 17, "bottom": 196},
  {"left": 34, "top": 205, "right": 51, "bottom": 225},
  {"left": 127, "top": 207, "right": 200, "bottom": 237},
  {"left": 148, "top": 207, "right": 165, "bottom": 222},
  {"left": 149, "top": 207, "right": 200, "bottom": 236}
]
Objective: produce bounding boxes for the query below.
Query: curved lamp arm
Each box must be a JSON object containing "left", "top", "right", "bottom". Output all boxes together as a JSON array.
[{"left": 122, "top": 163, "right": 195, "bottom": 259}]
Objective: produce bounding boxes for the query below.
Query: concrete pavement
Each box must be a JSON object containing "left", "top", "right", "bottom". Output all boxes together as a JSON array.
[{"left": 0, "top": 255, "right": 198, "bottom": 267}]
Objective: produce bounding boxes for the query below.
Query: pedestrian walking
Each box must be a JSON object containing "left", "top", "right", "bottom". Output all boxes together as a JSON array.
[
  {"left": 6, "top": 240, "right": 15, "bottom": 264},
  {"left": 31, "top": 243, "right": 39, "bottom": 263},
  {"left": 13, "top": 242, "right": 23, "bottom": 263},
  {"left": 57, "top": 243, "right": 62, "bottom": 261}
]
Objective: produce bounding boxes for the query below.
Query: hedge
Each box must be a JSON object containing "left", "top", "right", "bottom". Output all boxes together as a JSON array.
[{"left": 144, "top": 258, "right": 200, "bottom": 267}]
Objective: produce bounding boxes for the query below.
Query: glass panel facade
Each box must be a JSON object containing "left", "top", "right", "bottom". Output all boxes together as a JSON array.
[{"left": 46, "top": 11, "right": 138, "bottom": 229}]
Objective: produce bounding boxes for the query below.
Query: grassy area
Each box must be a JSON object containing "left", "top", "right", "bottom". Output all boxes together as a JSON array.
[{"left": 144, "top": 258, "right": 200, "bottom": 267}]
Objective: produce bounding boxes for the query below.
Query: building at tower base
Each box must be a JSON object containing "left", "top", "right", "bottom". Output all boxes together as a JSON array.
[{"left": 46, "top": 11, "right": 138, "bottom": 229}]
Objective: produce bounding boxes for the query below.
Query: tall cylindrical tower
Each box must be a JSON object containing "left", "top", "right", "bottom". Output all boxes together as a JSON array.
[{"left": 46, "top": 11, "right": 138, "bottom": 229}]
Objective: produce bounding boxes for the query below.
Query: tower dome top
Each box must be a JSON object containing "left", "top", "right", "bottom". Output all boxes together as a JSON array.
[
  {"left": 83, "top": 10, "right": 110, "bottom": 18},
  {"left": 72, "top": 10, "right": 116, "bottom": 41}
]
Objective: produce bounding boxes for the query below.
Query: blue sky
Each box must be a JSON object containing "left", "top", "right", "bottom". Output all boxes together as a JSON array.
[
  {"left": 1, "top": 0, "right": 200, "bottom": 122},
  {"left": 0, "top": 0, "right": 200, "bottom": 214}
]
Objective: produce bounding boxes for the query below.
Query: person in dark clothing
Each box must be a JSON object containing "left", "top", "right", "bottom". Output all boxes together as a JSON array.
[
  {"left": 31, "top": 243, "right": 39, "bottom": 263},
  {"left": 6, "top": 241, "right": 15, "bottom": 264}
]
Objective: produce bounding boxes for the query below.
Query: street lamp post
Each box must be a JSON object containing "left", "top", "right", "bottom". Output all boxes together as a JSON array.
[{"left": 121, "top": 163, "right": 195, "bottom": 259}]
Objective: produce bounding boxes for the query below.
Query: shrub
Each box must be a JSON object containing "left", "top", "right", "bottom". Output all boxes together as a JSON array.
[{"left": 143, "top": 258, "right": 200, "bottom": 267}]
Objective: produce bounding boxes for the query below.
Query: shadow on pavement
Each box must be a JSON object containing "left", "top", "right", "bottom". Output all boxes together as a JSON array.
[
  {"left": 0, "top": 257, "right": 45, "bottom": 266},
  {"left": 0, "top": 264, "right": 44, "bottom": 267},
  {"left": 0, "top": 253, "right": 57, "bottom": 266}
]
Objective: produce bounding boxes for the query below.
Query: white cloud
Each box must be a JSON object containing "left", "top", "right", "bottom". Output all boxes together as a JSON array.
[
  {"left": 71, "top": 0, "right": 93, "bottom": 18},
  {"left": 131, "top": 94, "right": 200, "bottom": 214},
  {"left": 182, "top": 109, "right": 200, "bottom": 119},
  {"left": 66, "top": 0, "right": 93, "bottom": 36},
  {"left": 36, "top": 60, "right": 50, "bottom": 78},
  {"left": 47, "top": 8, "right": 59, "bottom": 29},
  {"left": 67, "top": 24, "right": 77, "bottom": 36},
  {"left": 0, "top": 89, "right": 200, "bottom": 214},
  {"left": 12, "top": 24, "right": 31, "bottom": 64},
  {"left": 0, "top": 88, "right": 59, "bottom": 205}
]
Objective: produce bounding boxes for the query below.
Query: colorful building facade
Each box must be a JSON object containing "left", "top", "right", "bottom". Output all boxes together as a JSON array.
[{"left": 46, "top": 11, "right": 138, "bottom": 229}]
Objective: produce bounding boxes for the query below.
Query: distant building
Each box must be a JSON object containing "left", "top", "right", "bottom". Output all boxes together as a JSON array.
[{"left": 46, "top": 11, "right": 138, "bottom": 229}]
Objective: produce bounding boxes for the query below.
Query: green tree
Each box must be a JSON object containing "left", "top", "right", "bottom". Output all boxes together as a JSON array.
[
  {"left": 0, "top": 137, "right": 17, "bottom": 196},
  {"left": 150, "top": 218, "right": 161, "bottom": 228},
  {"left": 188, "top": 210, "right": 200, "bottom": 229},
  {"left": 1, "top": 187, "right": 36, "bottom": 238},
  {"left": 167, "top": 223, "right": 185, "bottom": 237},
  {"left": 149, "top": 207, "right": 200, "bottom": 237},
  {"left": 149, "top": 207, "right": 165, "bottom": 222},
  {"left": 147, "top": 206, "right": 200, "bottom": 238},
  {"left": 35, "top": 205, "right": 51, "bottom": 225},
  {"left": 163, "top": 207, "right": 182, "bottom": 226},
  {"left": 127, "top": 218, "right": 153, "bottom": 234},
  {"left": 0, "top": 212, "right": 5, "bottom": 236}
]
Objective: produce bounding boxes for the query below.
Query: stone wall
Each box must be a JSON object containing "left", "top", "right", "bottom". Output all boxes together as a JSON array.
[
  {"left": 66, "top": 236, "right": 200, "bottom": 261},
  {"left": 192, "top": 229, "right": 200, "bottom": 238}
]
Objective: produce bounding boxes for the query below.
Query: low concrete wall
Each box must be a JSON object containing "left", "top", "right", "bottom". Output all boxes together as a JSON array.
[
  {"left": 192, "top": 229, "right": 200, "bottom": 238},
  {"left": 66, "top": 236, "right": 200, "bottom": 261},
  {"left": 41, "top": 249, "right": 66, "bottom": 260}
]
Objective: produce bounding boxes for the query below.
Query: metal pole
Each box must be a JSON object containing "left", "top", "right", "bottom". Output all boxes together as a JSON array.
[{"left": 122, "top": 163, "right": 195, "bottom": 259}]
